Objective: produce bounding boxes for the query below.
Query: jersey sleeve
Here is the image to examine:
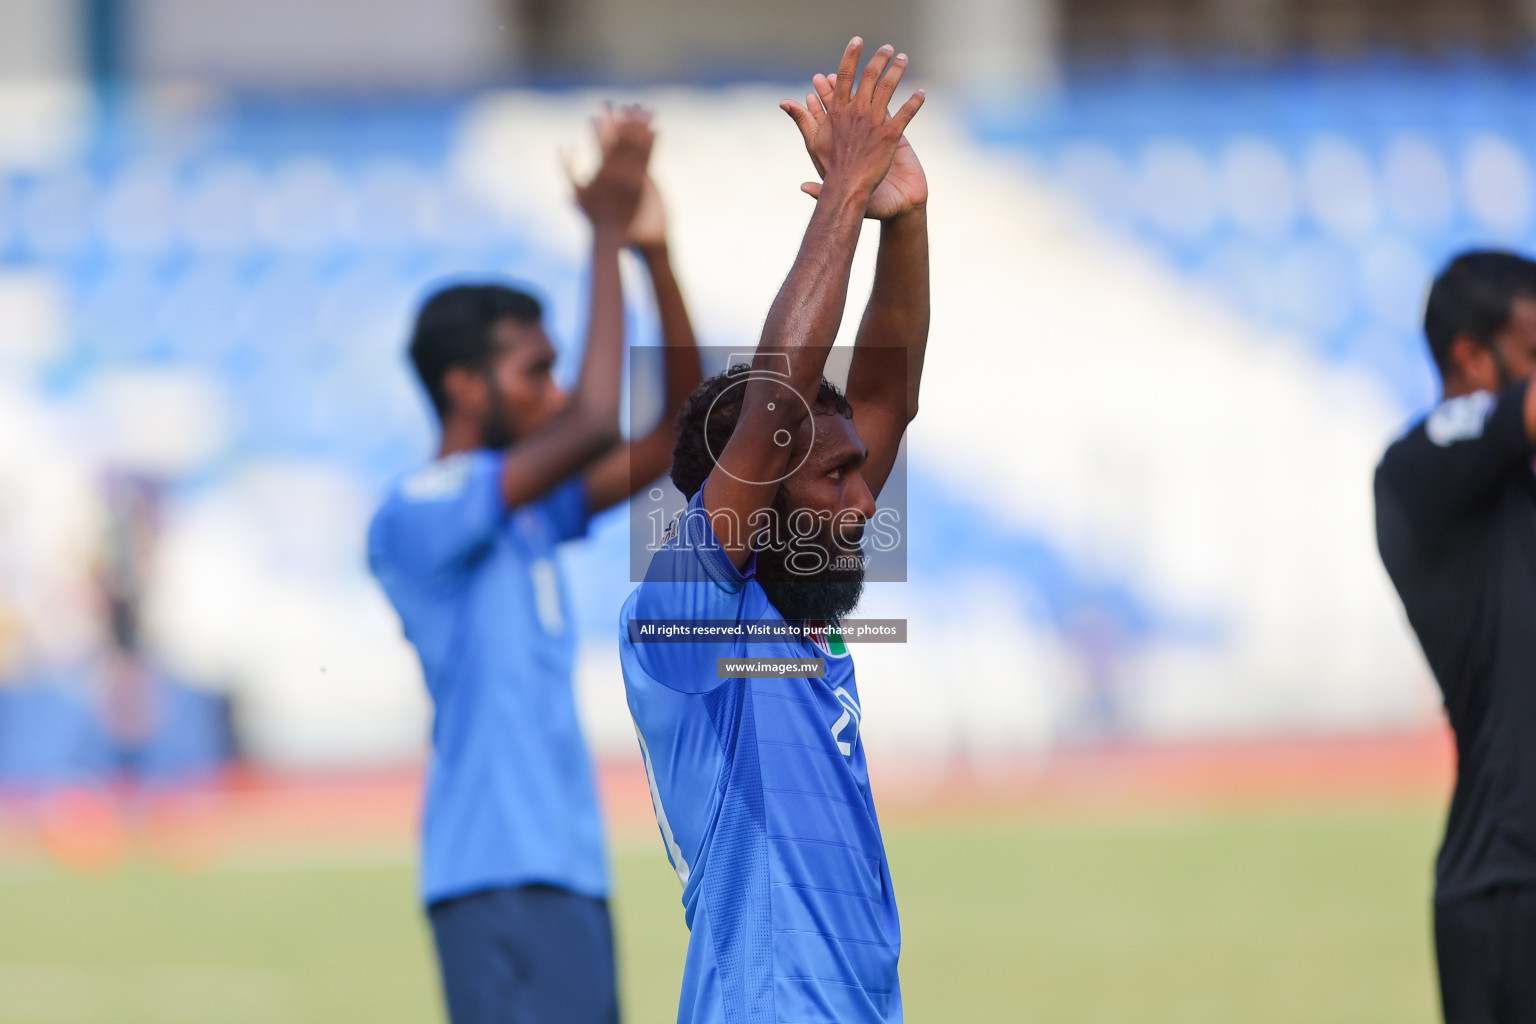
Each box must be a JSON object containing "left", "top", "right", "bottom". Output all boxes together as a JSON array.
[
  {"left": 367, "top": 451, "right": 506, "bottom": 582},
  {"left": 627, "top": 490, "right": 753, "bottom": 694},
  {"left": 1376, "top": 379, "right": 1536, "bottom": 537},
  {"left": 538, "top": 477, "right": 592, "bottom": 544}
]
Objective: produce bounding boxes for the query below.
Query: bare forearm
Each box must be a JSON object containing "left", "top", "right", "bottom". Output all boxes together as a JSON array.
[
  {"left": 706, "top": 179, "right": 871, "bottom": 520},
  {"left": 759, "top": 182, "right": 869, "bottom": 401},
  {"left": 569, "top": 225, "right": 627, "bottom": 435},
  {"left": 638, "top": 244, "right": 703, "bottom": 411},
  {"left": 583, "top": 243, "right": 705, "bottom": 509},
  {"left": 850, "top": 205, "right": 928, "bottom": 419},
  {"left": 496, "top": 226, "right": 627, "bottom": 508}
]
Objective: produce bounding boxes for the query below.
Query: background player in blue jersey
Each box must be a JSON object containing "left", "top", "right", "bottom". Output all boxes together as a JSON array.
[
  {"left": 368, "top": 106, "right": 703, "bottom": 1024},
  {"left": 619, "top": 38, "right": 928, "bottom": 1024}
]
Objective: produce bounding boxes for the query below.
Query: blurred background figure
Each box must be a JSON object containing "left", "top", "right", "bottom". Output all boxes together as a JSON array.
[
  {"left": 95, "top": 471, "right": 229, "bottom": 785},
  {"left": 0, "top": 448, "right": 229, "bottom": 867},
  {"left": 0, "top": 0, "right": 1529, "bottom": 1022},
  {"left": 98, "top": 473, "right": 162, "bottom": 770}
]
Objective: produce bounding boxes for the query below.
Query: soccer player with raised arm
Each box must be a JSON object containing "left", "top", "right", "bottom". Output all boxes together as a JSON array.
[
  {"left": 368, "top": 107, "right": 703, "bottom": 1024},
  {"left": 619, "top": 38, "right": 928, "bottom": 1024},
  {"left": 1376, "top": 251, "right": 1536, "bottom": 1024}
]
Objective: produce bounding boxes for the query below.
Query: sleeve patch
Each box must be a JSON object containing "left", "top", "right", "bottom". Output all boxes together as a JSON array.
[
  {"left": 401, "top": 452, "right": 474, "bottom": 501},
  {"left": 1426, "top": 391, "right": 1497, "bottom": 447}
]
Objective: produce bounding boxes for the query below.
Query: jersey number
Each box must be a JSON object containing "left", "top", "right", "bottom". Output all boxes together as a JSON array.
[{"left": 530, "top": 559, "right": 564, "bottom": 636}]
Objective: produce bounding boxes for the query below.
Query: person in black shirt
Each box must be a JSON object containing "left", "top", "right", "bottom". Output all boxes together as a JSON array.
[{"left": 1376, "top": 250, "right": 1536, "bottom": 1023}]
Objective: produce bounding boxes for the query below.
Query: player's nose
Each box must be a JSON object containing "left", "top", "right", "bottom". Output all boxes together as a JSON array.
[{"left": 848, "top": 472, "right": 876, "bottom": 522}]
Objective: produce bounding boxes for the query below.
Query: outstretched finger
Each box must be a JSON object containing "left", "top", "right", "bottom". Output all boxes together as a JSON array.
[
  {"left": 813, "top": 73, "right": 835, "bottom": 113},
  {"left": 781, "top": 100, "right": 817, "bottom": 144},
  {"left": 805, "top": 92, "right": 824, "bottom": 124},
  {"left": 594, "top": 104, "right": 618, "bottom": 153},
  {"left": 817, "top": 74, "right": 841, "bottom": 115},
  {"left": 801, "top": 182, "right": 822, "bottom": 199},
  {"left": 833, "top": 37, "right": 861, "bottom": 106},
  {"left": 811, "top": 74, "right": 833, "bottom": 116},
  {"left": 858, "top": 45, "right": 896, "bottom": 105},
  {"left": 891, "top": 88, "right": 926, "bottom": 132},
  {"left": 874, "top": 52, "right": 909, "bottom": 110}
]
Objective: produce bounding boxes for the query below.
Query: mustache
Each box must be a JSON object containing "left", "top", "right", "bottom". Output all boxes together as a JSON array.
[
  {"left": 750, "top": 492, "right": 869, "bottom": 620},
  {"left": 754, "top": 519, "right": 867, "bottom": 622},
  {"left": 754, "top": 523, "right": 867, "bottom": 581}
]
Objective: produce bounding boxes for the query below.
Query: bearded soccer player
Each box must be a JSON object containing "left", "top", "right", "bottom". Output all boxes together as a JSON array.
[
  {"left": 1376, "top": 251, "right": 1536, "bottom": 1024},
  {"left": 619, "top": 38, "right": 927, "bottom": 1024},
  {"left": 368, "top": 107, "right": 703, "bottom": 1024}
]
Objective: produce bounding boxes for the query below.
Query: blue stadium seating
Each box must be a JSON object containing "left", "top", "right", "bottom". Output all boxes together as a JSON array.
[{"left": 978, "top": 62, "right": 1536, "bottom": 415}]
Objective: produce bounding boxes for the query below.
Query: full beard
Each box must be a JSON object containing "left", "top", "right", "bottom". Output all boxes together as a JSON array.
[
  {"left": 758, "top": 573, "right": 865, "bottom": 622},
  {"left": 755, "top": 497, "right": 867, "bottom": 622}
]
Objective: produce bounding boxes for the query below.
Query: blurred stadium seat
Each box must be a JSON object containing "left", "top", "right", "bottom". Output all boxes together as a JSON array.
[{"left": 978, "top": 62, "right": 1536, "bottom": 415}]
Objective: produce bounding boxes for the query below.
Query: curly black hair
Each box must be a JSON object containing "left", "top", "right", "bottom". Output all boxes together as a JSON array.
[{"left": 670, "top": 363, "right": 854, "bottom": 498}]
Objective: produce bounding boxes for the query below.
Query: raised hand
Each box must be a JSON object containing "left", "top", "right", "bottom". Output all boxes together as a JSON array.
[
  {"left": 780, "top": 38, "right": 924, "bottom": 205},
  {"left": 571, "top": 105, "right": 655, "bottom": 229},
  {"left": 794, "top": 71, "right": 927, "bottom": 220}
]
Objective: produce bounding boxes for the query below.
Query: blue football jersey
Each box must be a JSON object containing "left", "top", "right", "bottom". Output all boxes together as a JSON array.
[
  {"left": 619, "top": 489, "right": 902, "bottom": 1024},
  {"left": 368, "top": 449, "right": 608, "bottom": 905}
]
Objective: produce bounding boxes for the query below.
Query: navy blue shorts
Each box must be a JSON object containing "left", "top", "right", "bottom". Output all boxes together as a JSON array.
[{"left": 428, "top": 884, "right": 619, "bottom": 1024}]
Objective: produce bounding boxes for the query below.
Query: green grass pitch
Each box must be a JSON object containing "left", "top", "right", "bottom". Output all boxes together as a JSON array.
[{"left": 0, "top": 805, "right": 1441, "bottom": 1023}]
